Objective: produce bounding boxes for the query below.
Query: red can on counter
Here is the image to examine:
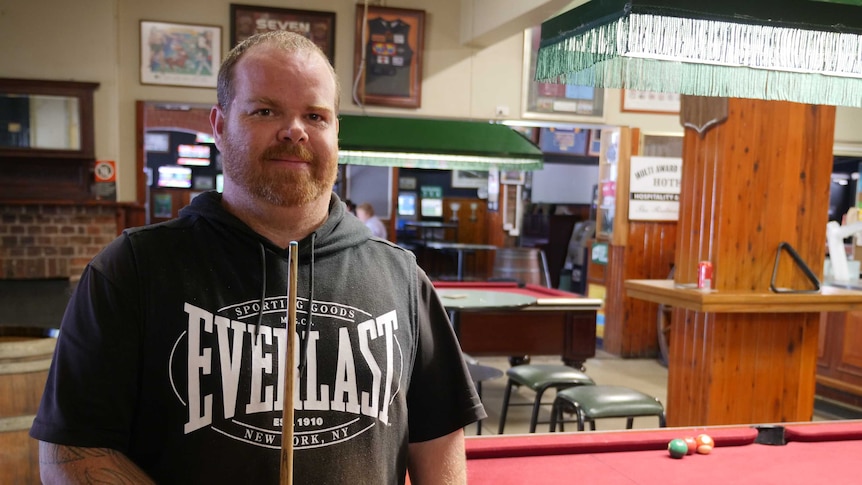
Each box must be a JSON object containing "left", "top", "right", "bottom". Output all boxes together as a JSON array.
[{"left": 697, "top": 261, "right": 713, "bottom": 289}]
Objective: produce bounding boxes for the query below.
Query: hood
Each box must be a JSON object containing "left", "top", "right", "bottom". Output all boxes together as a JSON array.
[{"left": 178, "top": 190, "right": 373, "bottom": 255}]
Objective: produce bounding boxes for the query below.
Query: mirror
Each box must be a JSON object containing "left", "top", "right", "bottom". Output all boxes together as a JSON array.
[
  {"left": 0, "top": 93, "right": 81, "bottom": 150},
  {"left": 0, "top": 78, "right": 97, "bottom": 158}
]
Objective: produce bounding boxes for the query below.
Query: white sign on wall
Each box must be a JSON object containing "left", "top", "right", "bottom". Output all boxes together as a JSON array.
[{"left": 628, "top": 156, "right": 682, "bottom": 221}]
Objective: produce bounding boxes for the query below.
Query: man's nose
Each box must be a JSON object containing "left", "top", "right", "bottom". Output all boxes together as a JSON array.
[{"left": 278, "top": 119, "right": 308, "bottom": 143}]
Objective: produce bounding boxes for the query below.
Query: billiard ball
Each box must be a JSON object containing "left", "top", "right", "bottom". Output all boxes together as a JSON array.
[
  {"left": 697, "top": 444, "right": 713, "bottom": 455},
  {"left": 696, "top": 434, "right": 714, "bottom": 448},
  {"left": 668, "top": 438, "right": 688, "bottom": 459},
  {"left": 683, "top": 437, "right": 697, "bottom": 455}
]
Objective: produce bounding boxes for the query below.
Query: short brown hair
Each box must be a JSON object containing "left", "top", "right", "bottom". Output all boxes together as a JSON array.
[
  {"left": 216, "top": 31, "right": 340, "bottom": 111},
  {"left": 357, "top": 203, "right": 375, "bottom": 216}
]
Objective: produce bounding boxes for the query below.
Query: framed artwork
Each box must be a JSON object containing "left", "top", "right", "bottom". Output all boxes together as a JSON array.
[
  {"left": 451, "top": 170, "right": 489, "bottom": 189},
  {"left": 399, "top": 176, "right": 417, "bottom": 190},
  {"left": 538, "top": 127, "right": 589, "bottom": 156},
  {"left": 140, "top": 20, "right": 221, "bottom": 88},
  {"left": 229, "top": 5, "right": 336, "bottom": 62},
  {"left": 353, "top": 5, "right": 425, "bottom": 108},
  {"left": 522, "top": 27, "right": 604, "bottom": 121},
  {"left": 501, "top": 171, "right": 525, "bottom": 185},
  {"left": 621, "top": 89, "right": 681, "bottom": 114}
]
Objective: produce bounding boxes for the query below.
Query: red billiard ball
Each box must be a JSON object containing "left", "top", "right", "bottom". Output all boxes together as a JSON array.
[{"left": 683, "top": 437, "right": 697, "bottom": 455}]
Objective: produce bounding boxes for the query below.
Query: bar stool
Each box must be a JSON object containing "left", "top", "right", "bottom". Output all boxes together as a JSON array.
[
  {"left": 498, "top": 364, "right": 595, "bottom": 434},
  {"left": 549, "top": 385, "right": 666, "bottom": 432}
]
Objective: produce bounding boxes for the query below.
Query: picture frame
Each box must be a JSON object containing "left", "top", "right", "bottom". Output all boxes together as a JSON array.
[
  {"left": 522, "top": 27, "right": 604, "bottom": 121},
  {"left": 501, "top": 171, "right": 525, "bottom": 185},
  {"left": 621, "top": 89, "right": 681, "bottom": 114},
  {"left": 353, "top": 5, "right": 425, "bottom": 108},
  {"left": 140, "top": 20, "right": 221, "bottom": 88},
  {"left": 451, "top": 170, "right": 489, "bottom": 189},
  {"left": 229, "top": 4, "right": 336, "bottom": 62}
]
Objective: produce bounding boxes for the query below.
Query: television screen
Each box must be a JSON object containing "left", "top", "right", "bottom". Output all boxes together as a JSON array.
[
  {"left": 420, "top": 198, "right": 443, "bottom": 218},
  {"left": 157, "top": 165, "right": 193, "bottom": 188},
  {"left": 177, "top": 144, "right": 211, "bottom": 159},
  {"left": 398, "top": 193, "right": 416, "bottom": 216},
  {"left": 177, "top": 157, "right": 210, "bottom": 167}
]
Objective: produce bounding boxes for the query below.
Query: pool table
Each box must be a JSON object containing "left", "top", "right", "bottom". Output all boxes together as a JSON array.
[
  {"left": 465, "top": 420, "right": 862, "bottom": 484},
  {"left": 432, "top": 281, "right": 602, "bottom": 369}
]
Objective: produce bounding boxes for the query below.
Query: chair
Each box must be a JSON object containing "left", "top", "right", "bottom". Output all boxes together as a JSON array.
[
  {"left": 498, "top": 364, "right": 595, "bottom": 434},
  {"left": 549, "top": 385, "right": 666, "bottom": 432}
]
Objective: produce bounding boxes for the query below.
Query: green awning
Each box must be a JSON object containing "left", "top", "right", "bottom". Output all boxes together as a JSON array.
[{"left": 337, "top": 114, "right": 543, "bottom": 170}]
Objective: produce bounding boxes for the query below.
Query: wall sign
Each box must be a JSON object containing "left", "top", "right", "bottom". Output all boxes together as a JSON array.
[{"left": 628, "top": 156, "right": 682, "bottom": 221}]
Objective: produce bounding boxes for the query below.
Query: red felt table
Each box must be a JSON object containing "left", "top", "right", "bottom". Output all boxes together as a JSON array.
[
  {"left": 465, "top": 421, "right": 862, "bottom": 484},
  {"left": 432, "top": 281, "right": 601, "bottom": 369}
]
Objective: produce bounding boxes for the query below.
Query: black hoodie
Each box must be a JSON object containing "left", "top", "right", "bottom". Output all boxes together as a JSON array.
[{"left": 32, "top": 191, "right": 485, "bottom": 484}]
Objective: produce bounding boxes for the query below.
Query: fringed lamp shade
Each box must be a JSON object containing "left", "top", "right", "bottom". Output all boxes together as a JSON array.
[{"left": 537, "top": 0, "right": 862, "bottom": 107}]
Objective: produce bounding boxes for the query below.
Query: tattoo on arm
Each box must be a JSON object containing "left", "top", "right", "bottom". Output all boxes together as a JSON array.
[{"left": 39, "top": 442, "right": 156, "bottom": 484}]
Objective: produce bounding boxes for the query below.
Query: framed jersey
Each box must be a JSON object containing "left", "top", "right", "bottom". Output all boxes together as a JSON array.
[{"left": 353, "top": 5, "right": 425, "bottom": 109}]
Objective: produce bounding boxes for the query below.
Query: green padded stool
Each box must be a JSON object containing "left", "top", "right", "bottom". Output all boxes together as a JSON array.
[
  {"left": 549, "top": 385, "right": 666, "bottom": 432},
  {"left": 498, "top": 364, "right": 595, "bottom": 434}
]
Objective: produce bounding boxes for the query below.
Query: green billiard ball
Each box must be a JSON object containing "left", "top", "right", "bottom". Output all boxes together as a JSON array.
[{"left": 668, "top": 438, "right": 688, "bottom": 459}]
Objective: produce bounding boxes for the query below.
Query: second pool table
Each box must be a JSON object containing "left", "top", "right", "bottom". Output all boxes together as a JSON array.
[{"left": 432, "top": 281, "right": 602, "bottom": 369}]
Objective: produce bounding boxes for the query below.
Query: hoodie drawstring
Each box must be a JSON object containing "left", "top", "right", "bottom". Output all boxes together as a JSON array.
[
  {"left": 298, "top": 233, "right": 316, "bottom": 379},
  {"left": 254, "top": 242, "right": 267, "bottom": 344}
]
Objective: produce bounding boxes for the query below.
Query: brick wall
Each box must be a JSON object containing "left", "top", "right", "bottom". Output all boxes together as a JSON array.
[{"left": 0, "top": 203, "right": 118, "bottom": 280}]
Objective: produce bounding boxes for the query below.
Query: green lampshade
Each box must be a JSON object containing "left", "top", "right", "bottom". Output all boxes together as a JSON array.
[
  {"left": 537, "top": 0, "right": 862, "bottom": 107},
  {"left": 337, "top": 115, "right": 543, "bottom": 170}
]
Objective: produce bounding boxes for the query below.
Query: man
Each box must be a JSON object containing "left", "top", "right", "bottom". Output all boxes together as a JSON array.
[
  {"left": 356, "top": 202, "right": 388, "bottom": 239},
  {"left": 32, "top": 31, "right": 484, "bottom": 484}
]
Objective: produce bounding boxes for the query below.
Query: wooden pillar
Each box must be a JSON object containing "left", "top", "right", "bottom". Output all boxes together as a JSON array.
[{"left": 666, "top": 97, "right": 836, "bottom": 426}]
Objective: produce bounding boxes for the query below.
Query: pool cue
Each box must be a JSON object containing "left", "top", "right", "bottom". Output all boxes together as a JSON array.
[{"left": 280, "top": 241, "right": 299, "bottom": 485}]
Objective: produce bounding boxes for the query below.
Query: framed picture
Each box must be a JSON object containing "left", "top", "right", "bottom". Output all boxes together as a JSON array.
[
  {"left": 501, "top": 171, "right": 525, "bottom": 185},
  {"left": 353, "top": 5, "right": 425, "bottom": 108},
  {"left": 451, "top": 170, "right": 489, "bottom": 189},
  {"left": 522, "top": 27, "right": 604, "bottom": 121},
  {"left": 229, "top": 5, "right": 336, "bottom": 62},
  {"left": 621, "top": 89, "right": 681, "bottom": 114},
  {"left": 399, "top": 176, "right": 417, "bottom": 190},
  {"left": 140, "top": 20, "right": 221, "bottom": 88}
]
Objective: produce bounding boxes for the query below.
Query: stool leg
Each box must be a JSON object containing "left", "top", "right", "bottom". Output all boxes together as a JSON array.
[
  {"left": 626, "top": 417, "right": 634, "bottom": 429},
  {"left": 659, "top": 412, "right": 667, "bottom": 428},
  {"left": 576, "top": 406, "right": 586, "bottom": 432},
  {"left": 476, "top": 381, "right": 483, "bottom": 435},
  {"left": 529, "top": 386, "right": 548, "bottom": 433},
  {"left": 498, "top": 380, "right": 515, "bottom": 435},
  {"left": 549, "top": 399, "right": 559, "bottom": 433}
]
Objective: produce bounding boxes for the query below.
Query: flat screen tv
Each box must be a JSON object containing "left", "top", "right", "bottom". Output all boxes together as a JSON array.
[
  {"left": 157, "top": 165, "right": 193, "bottom": 188},
  {"left": 420, "top": 198, "right": 443, "bottom": 218}
]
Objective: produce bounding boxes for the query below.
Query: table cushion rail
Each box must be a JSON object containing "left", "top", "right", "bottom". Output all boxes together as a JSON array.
[{"left": 466, "top": 427, "right": 759, "bottom": 459}]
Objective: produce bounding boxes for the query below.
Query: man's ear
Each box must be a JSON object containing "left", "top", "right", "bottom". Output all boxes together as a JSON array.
[{"left": 210, "top": 105, "right": 225, "bottom": 150}]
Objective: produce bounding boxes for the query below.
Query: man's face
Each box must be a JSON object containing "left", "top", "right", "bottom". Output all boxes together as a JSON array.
[{"left": 211, "top": 45, "right": 339, "bottom": 207}]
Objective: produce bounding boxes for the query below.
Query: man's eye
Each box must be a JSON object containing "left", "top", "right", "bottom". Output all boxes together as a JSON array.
[
  {"left": 254, "top": 109, "right": 273, "bottom": 116},
  {"left": 308, "top": 113, "right": 322, "bottom": 121}
]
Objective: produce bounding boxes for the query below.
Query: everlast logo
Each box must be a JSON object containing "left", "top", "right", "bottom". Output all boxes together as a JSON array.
[{"left": 177, "top": 300, "right": 401, "bottom": 447}]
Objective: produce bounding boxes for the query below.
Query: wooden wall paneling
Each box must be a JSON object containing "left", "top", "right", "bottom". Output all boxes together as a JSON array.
[{"left": 666, "top": 98, "right": 835, "bottom": 426}]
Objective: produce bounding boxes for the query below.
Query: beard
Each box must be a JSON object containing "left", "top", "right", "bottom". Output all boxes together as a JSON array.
[{"left": 221, "top": 133, "right": 338, "bottom": 207}]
